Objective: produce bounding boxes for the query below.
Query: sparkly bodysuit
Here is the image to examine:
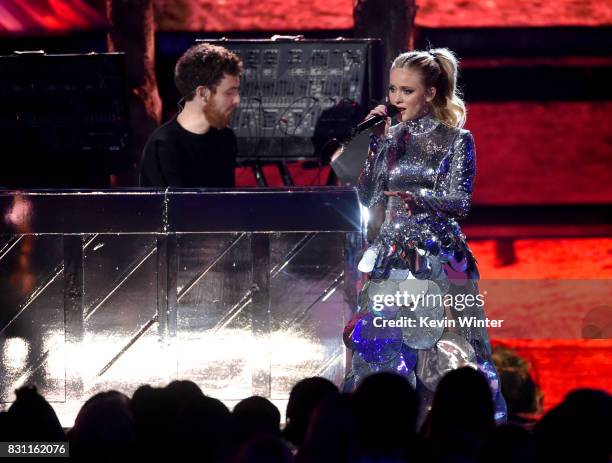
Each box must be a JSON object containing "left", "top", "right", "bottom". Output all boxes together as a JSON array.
[{"left": 343, "top": 113, "right": 506, "bottom": 422}]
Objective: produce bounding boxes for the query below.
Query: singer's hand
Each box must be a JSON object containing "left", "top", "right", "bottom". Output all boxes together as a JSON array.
[
  {"left": 366, "top": 105, "right": 391, "bottom": 138},
  {"left": 384, "top": 191, "right": 416, "bottom": 215}
]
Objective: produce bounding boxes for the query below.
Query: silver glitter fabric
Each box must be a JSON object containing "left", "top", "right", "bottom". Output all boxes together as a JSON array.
[
  {"left": 344, "top": 113, "right": 505, "bottom": 422},
  {"left": 352, "top": 346, "right": 418, "bottom": 389},
  {"left": 358, "top": 113, "right": 475, "bottom": 256},
  {"left": 398, "top": 303, "right": 445, "bottom": 350},
  {"left": 415, "top": 332, "right": 477, "bottom": 391}
]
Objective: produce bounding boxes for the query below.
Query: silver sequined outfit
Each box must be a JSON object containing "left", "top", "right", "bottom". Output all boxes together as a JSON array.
[
  {"left": 344, "top": 113, "right": 506, "bottom": 422},
  {"left": 359, "top": 113, "right": 475, "bottom": 261}
]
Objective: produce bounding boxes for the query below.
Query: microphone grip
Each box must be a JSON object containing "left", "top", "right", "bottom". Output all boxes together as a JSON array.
[
  {"left": 353, "top": 104, "right": 400, "bottom": 135},
  {"left": 355, "top": 115, "right": 386, "bottom": 134}
]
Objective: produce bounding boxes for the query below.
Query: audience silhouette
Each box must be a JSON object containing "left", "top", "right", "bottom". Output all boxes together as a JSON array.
[{"left": 1, "top": 369, "right": 609, "bottom": 462}]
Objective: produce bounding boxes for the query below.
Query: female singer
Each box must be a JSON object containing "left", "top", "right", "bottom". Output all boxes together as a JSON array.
[{"left": 343, "top": 48, "right": 506, "bottom": 423}]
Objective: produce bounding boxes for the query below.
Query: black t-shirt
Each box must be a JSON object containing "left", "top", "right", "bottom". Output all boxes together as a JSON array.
[{"left": 139, "top": 118, "right": 237, "bottom": 187}]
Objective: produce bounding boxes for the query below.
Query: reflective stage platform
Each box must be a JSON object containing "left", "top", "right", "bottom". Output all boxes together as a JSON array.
[{"left": 0, "top": 188, "right": 363, "bottom": 426}]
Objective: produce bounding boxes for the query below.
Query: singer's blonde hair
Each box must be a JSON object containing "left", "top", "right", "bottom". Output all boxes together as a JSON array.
[{"left": 391, "top": 48, "right": 466, "bottom": 128}]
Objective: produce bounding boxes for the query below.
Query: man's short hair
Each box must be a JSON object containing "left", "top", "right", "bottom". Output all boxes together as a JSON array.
[{"left": 174, "top": 43, "right": 243, "bottom": 101}]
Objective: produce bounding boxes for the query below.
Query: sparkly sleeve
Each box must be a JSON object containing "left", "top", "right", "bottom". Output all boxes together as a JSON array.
[
  {"left": 356, "top": 135, "right": 390, "bottom": 208},
  {"left": 415, "top": 130, "right": 476, "bottom": 219}
]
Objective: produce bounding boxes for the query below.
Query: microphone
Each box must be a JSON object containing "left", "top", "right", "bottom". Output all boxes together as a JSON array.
[{"left": 353, "top": 104, "right": 401, "bottom": 135}]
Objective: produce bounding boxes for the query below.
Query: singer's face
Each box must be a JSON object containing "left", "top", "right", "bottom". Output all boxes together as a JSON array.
[
  {"left": 388, "top": 67, "right": 435, "bottom": 122},
  {"left": 204, "top": 73, "right": 241, "bottom": 129}
]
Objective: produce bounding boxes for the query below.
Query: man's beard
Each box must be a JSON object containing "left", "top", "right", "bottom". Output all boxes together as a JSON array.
[{"left": 204, "top": 101, "right": 232, "bottom": 129}]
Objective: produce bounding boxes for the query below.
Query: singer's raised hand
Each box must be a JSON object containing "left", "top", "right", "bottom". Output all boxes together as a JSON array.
[
  {"left": 366, "top": 104, "right": 391, "bottom": 138},
  {"left": 384, "top": 190, "right": 416, "bottom": 215}
]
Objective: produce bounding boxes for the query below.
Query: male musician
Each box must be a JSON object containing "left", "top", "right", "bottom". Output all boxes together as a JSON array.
[{"left": 140, "top": 43, "right": 242, "bottom": 187}]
